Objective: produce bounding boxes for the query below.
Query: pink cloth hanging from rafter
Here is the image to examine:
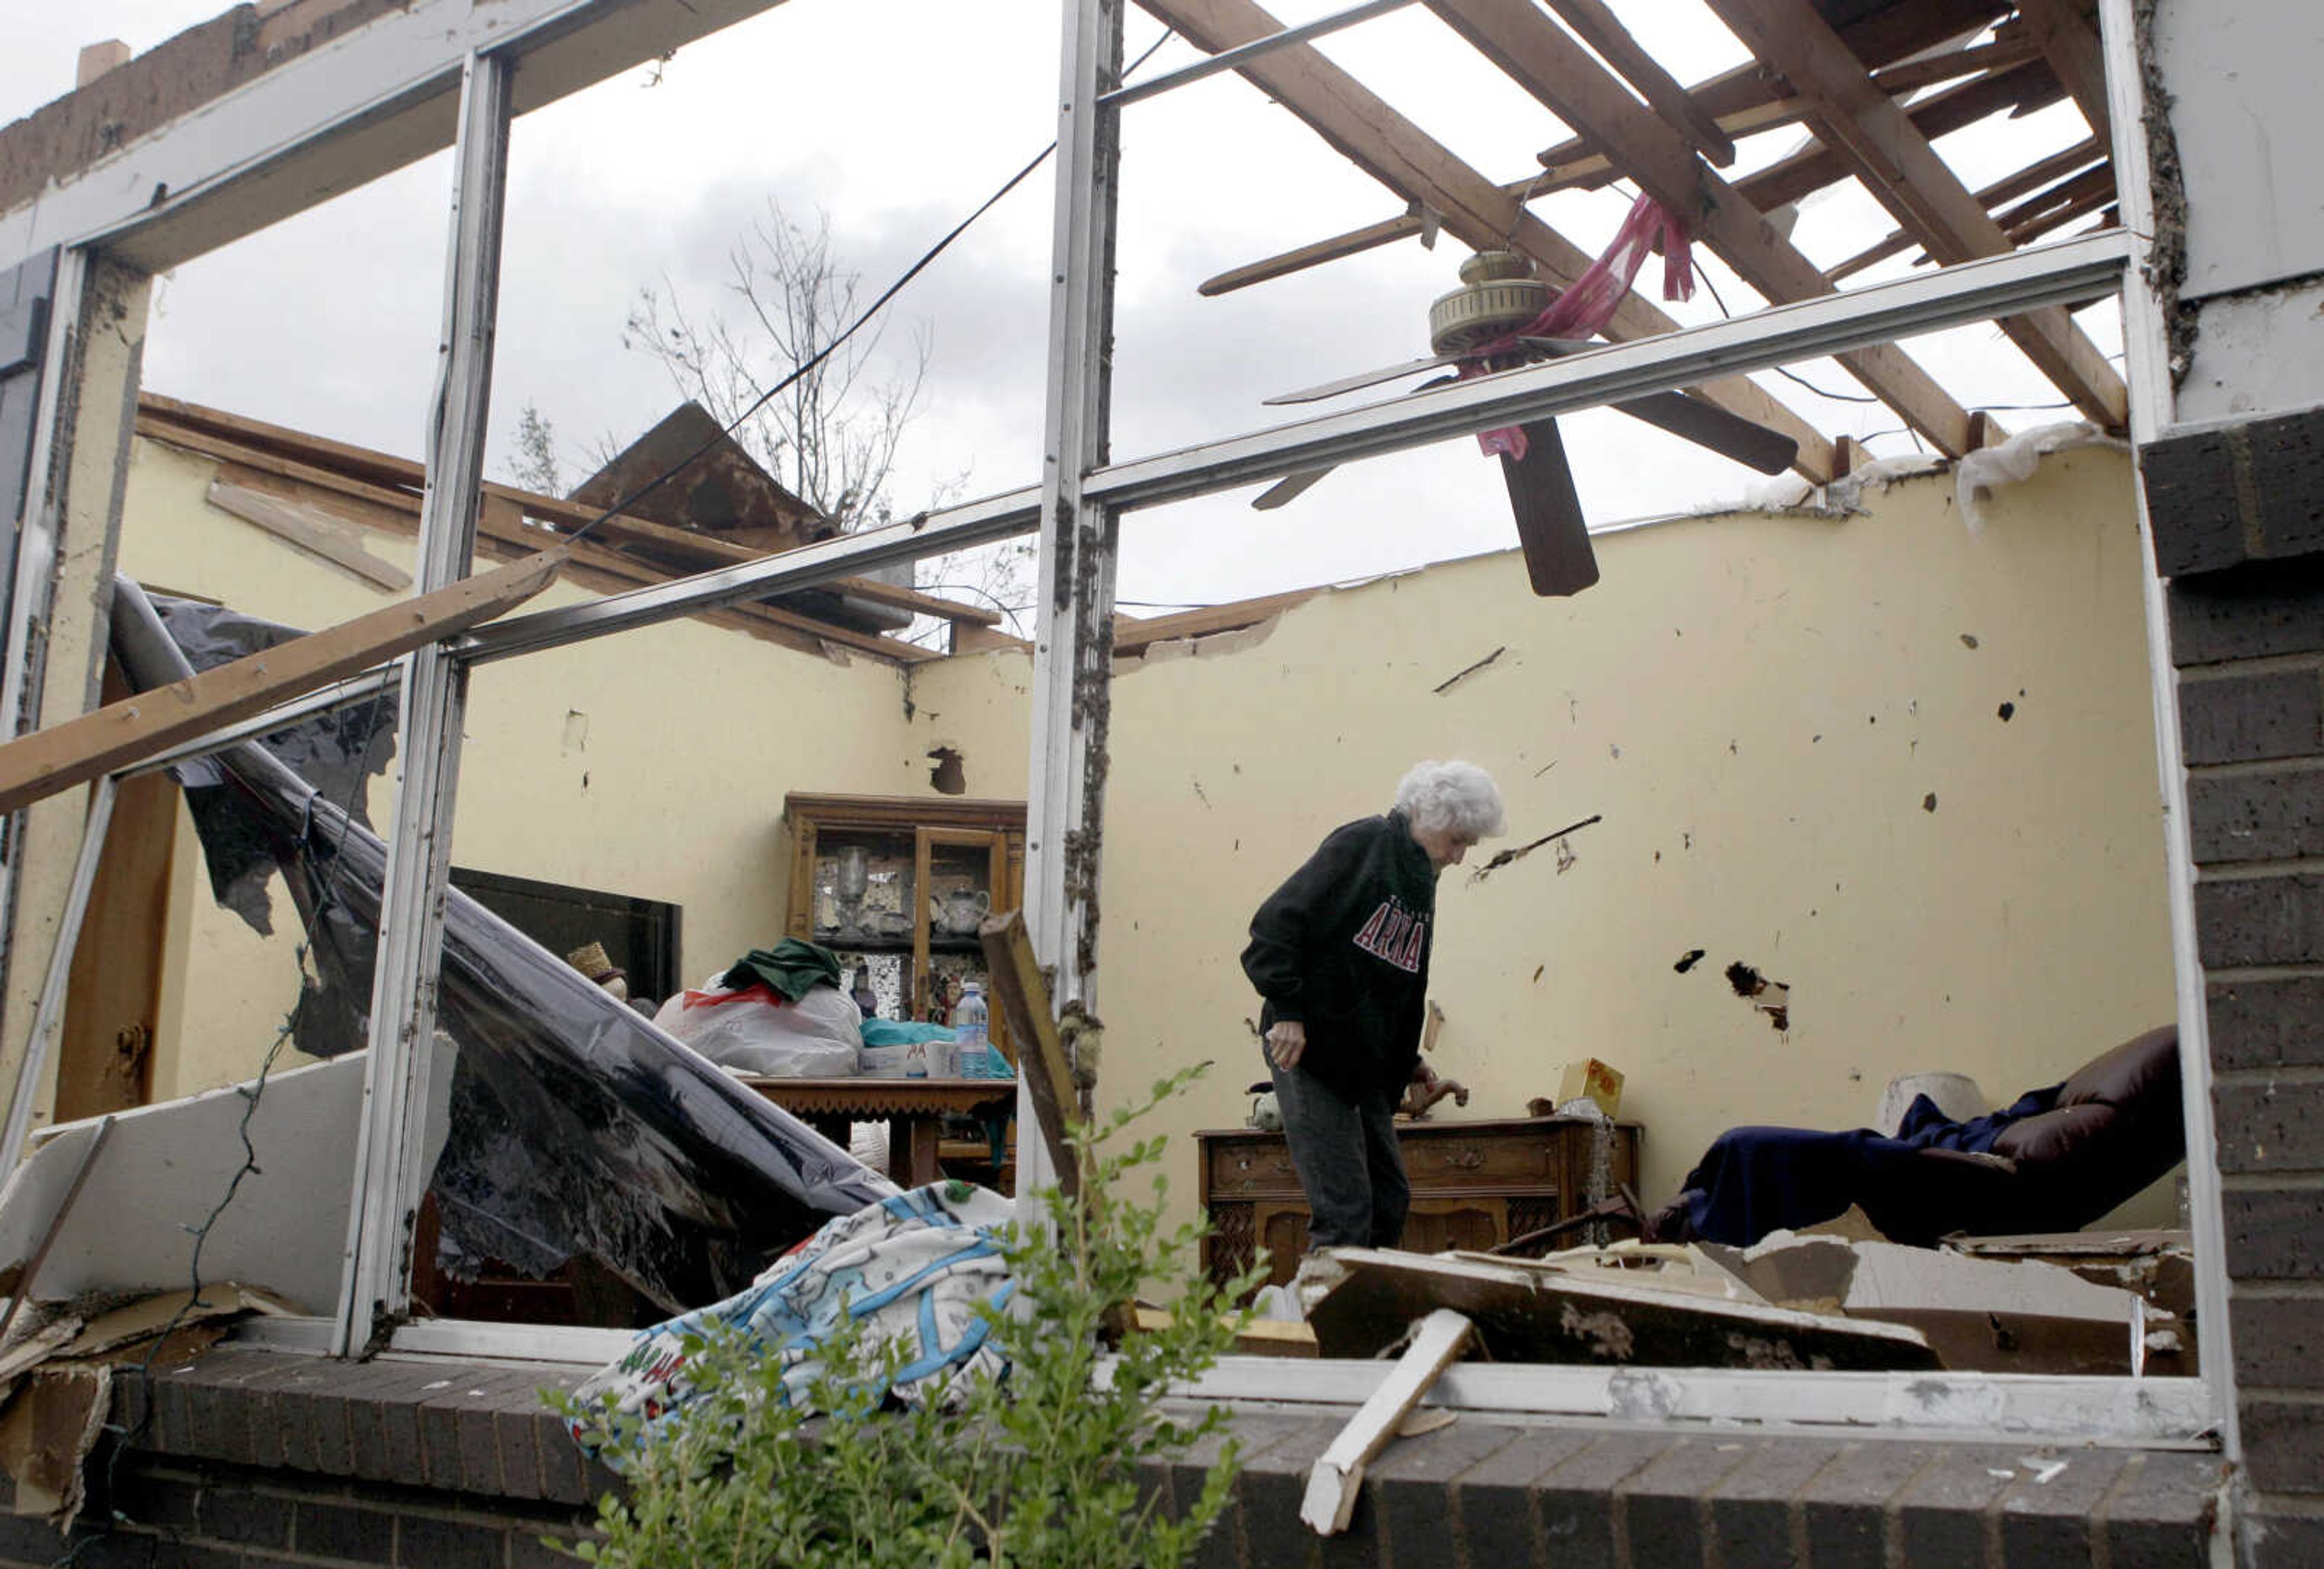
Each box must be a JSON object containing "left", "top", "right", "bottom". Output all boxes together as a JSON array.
[{"left": 1471, "top": 195, "right": 1696, "bottom": 461}]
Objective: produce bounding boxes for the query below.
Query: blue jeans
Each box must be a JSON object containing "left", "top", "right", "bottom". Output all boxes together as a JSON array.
[{"left": 1269, "top": 1060, "right": 1409, "bottom": 1250}]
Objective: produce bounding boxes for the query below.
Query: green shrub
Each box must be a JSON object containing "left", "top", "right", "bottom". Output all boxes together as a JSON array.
[{"left": 552, "top": 1065, "right": 1262, "bottom": 1568}]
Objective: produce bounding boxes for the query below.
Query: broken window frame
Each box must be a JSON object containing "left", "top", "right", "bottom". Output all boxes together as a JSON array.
[{"left": 0, "top": 0, "right": 2234, "bottom": 1454}]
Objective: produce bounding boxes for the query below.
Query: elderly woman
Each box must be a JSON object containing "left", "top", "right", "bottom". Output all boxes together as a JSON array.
[{"left": 1241, "top": 760, "right": 1506, "bottom": 1252}]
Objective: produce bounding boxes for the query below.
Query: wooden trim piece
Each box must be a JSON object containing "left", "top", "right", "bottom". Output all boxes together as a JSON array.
[
  {"left": 977, "top": 909, "right": 1078, "bottom": 1199},
  {"left": 783, "top": 794, "right": 1028, "bottom": 830},
  {"left": 1134, "top": 0, "right": 1838, "bottom": 482},
  {"left": 0, "top": 550, "right": 565, "bottom": 816},
  {"left": 205, "top": 478, "right": 413, "bottom": 591},
  {"left": 1540, "top": 0, "right": 1734, "bottom": 164},
  {"left": 1429, "top": 0, "right": 1974, "bottom": 456},
  {"left": 1705, "top": 0, "right": 2127, "bottom": 428},
  {"left": 1299, "top": 1308, "right": 1475, "bottom": 1533}
]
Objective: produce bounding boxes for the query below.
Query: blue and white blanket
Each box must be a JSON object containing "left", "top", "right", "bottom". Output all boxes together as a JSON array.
[{"left": 568, "top": 1182, "right": 1017, "bottom": 1446}]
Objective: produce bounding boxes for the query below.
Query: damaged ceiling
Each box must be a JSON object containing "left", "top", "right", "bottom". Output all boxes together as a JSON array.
[{"left": 1157, "top": 0, "right": 2122, "bottom": 483}]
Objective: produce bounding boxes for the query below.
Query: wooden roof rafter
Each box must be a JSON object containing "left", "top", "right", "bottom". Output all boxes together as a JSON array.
[
  {"left": 1134, "top": 0, "right": 1840, "bottom": 482},
  {"left": 1702, "top": 0, "right": 2126, "bottom": 427},
  {"left": 1823, "top": 133, "right": 2107, "bottom": 281},
  {"left": 1427, "top": 0, "right": 1983, "bottom": 456},
  {"left": 1204, "top": 27, "right": 2069, "bottom": 313}
]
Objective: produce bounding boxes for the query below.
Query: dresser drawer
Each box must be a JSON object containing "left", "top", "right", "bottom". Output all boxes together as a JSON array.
[{"left": 1204, "top": 1137, "right": 1305, "bottom": 1200}]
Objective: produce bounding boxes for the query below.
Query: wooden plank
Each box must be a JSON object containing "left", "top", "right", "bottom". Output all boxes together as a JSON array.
[
  {"left": 1705, "top": 0, "right": 2127, "bottom": 429},
  {"left": 1199, "top": 169, "right": 1600, "bottom": 298},
  {"left": 1430, "top": 0, "right": 1976, "bottom": 456},
  {"left": 0, "top": 550, "right": 565, "bottom": 817},
  {"left": 2011, "top": 0, "right": 2112, "bottom": 143},
  {"left": 1113, "top": 587, "right": 1323, "bottom": 653},
  {"left": 976, "top": 909, "right": 1080, "bottom": 1199},
  {"left": 1300, "top": 1308, "right": 1474, "bottom": 1534},
  {"left": 1823, "top": 137, "right": 2106, "bottom": 282},
  {"left": 1200, "top": 31, "right": 2040, "bottom": 309},
  {"left": 1531, "top": 28, "right": 2040, "bottom": 174},
  {"left": 1732, "top": 59, "right": 2065, "bottom": 217},
  {"left": 1540, "top": 0, "right": 1734, "bottom": 164},
  {"left": 1135, "top": 0, "right": 1837, "bottom": 482},
  {"left": 1305, "top": 1247, "right": 1941, "bottom": 1369},
  {"left": 205, "top": 479, "right": 413, "bottom": 591}
]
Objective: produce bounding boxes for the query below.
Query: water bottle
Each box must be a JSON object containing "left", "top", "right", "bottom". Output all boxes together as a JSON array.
[{"left": 954, "top": 982, "right": 988, "bottom": 1077}]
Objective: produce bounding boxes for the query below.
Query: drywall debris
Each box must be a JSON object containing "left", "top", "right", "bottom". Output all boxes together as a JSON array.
[
  {"left": 1675, "top": 949, "right": 1706, "bottom": 974},
  {"left": 1433, "top": 645, "right": 1506, "bottom": 694},
  {"left": 1955, "top": 423, "right": 2129, "bottom": 531},
  {"left": 1725, "top": 962, "right": 1791, "bottom": 1033}
]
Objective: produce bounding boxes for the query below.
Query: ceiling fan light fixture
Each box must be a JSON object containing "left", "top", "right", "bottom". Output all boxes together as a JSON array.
[{"left": 1428, "top": 249, "right": 1553, "bottom": 358}]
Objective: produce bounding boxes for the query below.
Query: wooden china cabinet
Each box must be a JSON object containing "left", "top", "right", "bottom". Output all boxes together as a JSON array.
[{"left": 781, "top": 793, "right": 1026, "bottom": 1042}]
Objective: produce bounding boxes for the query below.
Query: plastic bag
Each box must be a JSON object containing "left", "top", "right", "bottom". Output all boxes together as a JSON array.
[{"left": 654, "top": 982, "right": 863, "bottom": 1076}]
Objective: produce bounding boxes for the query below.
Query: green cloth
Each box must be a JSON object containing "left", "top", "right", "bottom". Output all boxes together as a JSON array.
[{"left": 718, "top": 938, "right": 844, "bottom": 1001}]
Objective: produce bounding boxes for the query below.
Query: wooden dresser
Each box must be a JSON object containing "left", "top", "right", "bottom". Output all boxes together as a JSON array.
[{"left": 1196, "top": 1116, "right": 1641, "bottom": 1289}]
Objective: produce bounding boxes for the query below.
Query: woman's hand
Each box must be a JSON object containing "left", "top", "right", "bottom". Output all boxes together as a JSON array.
[{"left": 1265, "top": 1019, "right": 1307, "bottom": 1070}]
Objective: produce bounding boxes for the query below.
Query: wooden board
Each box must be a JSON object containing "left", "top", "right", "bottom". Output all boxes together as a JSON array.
[
  {"left": 977, "top": 909, "right": 1080, "bottom": 1199},
  {"left": 0, "top": 549, "right": 563, "bottom": 816},
  {"left": 1305, "top": 1247, "right": 1939, "bottom": 1372}
]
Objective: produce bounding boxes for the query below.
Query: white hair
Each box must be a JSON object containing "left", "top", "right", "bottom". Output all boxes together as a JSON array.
[{"left": 1394, "top": 760, "right": 1506, "bottom": 838}]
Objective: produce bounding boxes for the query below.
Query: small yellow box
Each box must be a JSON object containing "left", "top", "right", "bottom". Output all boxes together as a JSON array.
[{"left": 1558, "top": 1058, "right": 1624, "bottom": 1119}]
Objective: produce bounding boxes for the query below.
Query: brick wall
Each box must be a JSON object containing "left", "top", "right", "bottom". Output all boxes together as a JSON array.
[
  {"left": 0, "top": 1346, "right": 2223, "bottom": 1568},
  {"left": 2142, "top": 403, "right": 2324, "bottom": 1569}
]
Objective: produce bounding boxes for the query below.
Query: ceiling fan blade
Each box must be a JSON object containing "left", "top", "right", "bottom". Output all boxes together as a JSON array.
[
  {"left": 1253, "top": 467, "right": 1336, "bottom": 510},
  {"left": 1611, "top": 390, "right": 1799, "bottom": 475},
  {"left": 1262, "top": 355, "right": 1459, "bottom": 406},
  {"left": 1502, "top": 420, "right": 1599, "bottom": 597}
]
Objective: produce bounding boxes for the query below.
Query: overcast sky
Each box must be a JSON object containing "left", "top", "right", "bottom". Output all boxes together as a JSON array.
[{"left": 1, "top": 0, "right": 2119, "bottom": 617}]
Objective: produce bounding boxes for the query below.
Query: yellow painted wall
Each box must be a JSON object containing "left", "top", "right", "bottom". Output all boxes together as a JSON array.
[
  {"left": 111, "top": 436, "right": 940, "bottom": 1100},
  {"left": 112, "top": 433, "right": 2177, "bottom": 1245},
  {"left": 912, "top": 447, "right": 2177, "bottom": 1238}
]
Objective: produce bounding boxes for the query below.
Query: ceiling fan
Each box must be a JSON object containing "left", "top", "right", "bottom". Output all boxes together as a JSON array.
[{"left": 1256, "top": 249, "right": 1801, "bottom": 597}]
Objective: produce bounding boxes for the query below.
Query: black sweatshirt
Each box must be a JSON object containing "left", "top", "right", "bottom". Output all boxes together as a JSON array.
[{"left": 1240, "top": 810, "right": 1436, "bottom": 1102}]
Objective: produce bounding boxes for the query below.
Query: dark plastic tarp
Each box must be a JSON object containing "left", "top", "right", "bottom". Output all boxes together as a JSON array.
[{"left": 110, "top": 578, "right": 892, "bottom": 1315}]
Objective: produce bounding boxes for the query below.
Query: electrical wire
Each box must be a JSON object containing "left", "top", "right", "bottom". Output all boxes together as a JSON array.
[
  {"left": 1695, "top": 269, "right": 1883, "bottom": 404},
  {"left": 564, "top": 24, "right": 1180, "bottom": 553}
]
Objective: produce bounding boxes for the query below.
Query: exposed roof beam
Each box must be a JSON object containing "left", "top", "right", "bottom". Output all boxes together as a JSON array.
[
  {"left": 1539, "top": 0, "right": 1735, "bottom": 165},
  {"left": 1533, "top": 35, "right": 2042, "bottom": 174},
  {"left": 1200, "top": 168, "right": 1591, "bottom": 297},
  {"left": 1429, "top": 0, "right": 1978, "bottom": 455},
  {"left": 1706, "top": 0, "right": 2124, "bottom": 427},
  {"left": 1733, "top": 58, "right": 2064, "bottom": 215},
  {"left": 2010, "top": 0, "right": 2112, "bottom": 143},
  {"left": 1825, "top": 135, "right": 2105, "bottom": 281},
  {"left": 1210, "top": 32, "right": 2047, "bottom": 305},
  {"left": 1138, "top": 0, "right": 1837, "bottom": 480}
]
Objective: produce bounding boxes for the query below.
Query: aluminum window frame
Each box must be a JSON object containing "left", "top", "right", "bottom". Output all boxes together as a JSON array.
[{"left": 0, "top": 0, "right": 2230, "bottom": 1453}]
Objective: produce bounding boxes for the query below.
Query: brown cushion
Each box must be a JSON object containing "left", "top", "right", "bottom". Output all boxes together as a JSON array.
[
  {"left": 1991, "top": 1025, "right": 2180, "bottom": 1169},
  {"left": 2058, "top": 1025, "right": 2181, "bottom": 1108}
]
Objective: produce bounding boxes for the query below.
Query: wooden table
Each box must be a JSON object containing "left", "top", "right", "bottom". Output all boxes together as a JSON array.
[
  {"left": 741, "top": 1076, "right": 1016, "bottom": 1188},
  {"left": 1196, "top": 1116, "right": 1641, "bottom": 1289}
]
